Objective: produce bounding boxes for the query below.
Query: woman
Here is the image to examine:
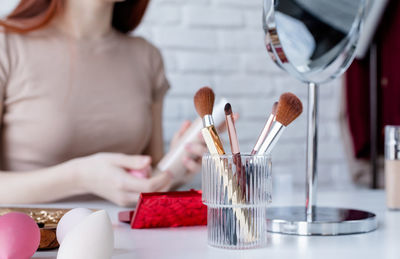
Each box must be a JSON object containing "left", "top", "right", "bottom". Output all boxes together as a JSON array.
[{"left": 0, "top": 0, "right": 207, "bottom": 206}]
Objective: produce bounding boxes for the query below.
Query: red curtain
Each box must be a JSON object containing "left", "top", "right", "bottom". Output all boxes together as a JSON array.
[{"left": 346, "top": 0, "right": 400, "bottom": 159}]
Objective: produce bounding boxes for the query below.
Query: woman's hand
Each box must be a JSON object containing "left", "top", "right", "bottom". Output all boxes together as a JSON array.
[
  {"left": 170, "top": 121, "right": 207, "bottom": 177},
  {"left": 68, "top": 153, "right": 171, "bottom": 207},
  {"left": 170, "top": 113, "right": 239, "bottom": 185}
]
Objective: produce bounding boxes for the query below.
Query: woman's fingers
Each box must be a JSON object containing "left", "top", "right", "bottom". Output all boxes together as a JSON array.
[
  {"left": 177, "top": 120, "right": 192, "bottom": 137},
  {"left": 120, "top": 170, "right": 171, "bottom": 193},
  {"left": 114, "top": 192, "right": 141, "bottom": 207},
  {"left": 183, "top": 141, "right": 207, "bottom": 174},
  {"left": 183, "top": 156, "right": 202, "bottom": 174},
  {"left": 170, "top": 120, "right": 192, "bottom": 148},
  {"left": 108, "top": 154, "right": 152, "bottom": 170},
  {"left": 154, "top": 171, "right": 173, "bottom": 192},
  {"left": 115, "top": 170, "right": 172, "bottom": 207},
  {"left": 186, "top": 142, "right": 207, "bottom": 157}
]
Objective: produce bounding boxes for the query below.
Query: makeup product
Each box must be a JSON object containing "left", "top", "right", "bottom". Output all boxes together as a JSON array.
[
  {"left": 38, "top": 223, "right": 59, "bottom": 251},
  {"left": 118, "top": 190, "right": 207, "bottom": 229},
  {"left": 251, "top": 102, "right": 278, "bottom": 155},
  {"left": 202, "top": 154, "right": 271, "bottom": 249},
  {"left": 194, "top": 88, "right": 253, "bottom": 243},
  {"left": 225, "top": 103, "right": 240, "bottom": 156},
  {"left": 0, "top": 212, "right": 40, "bottom": 259},
  {"left": 57, "top": 208, "right": 93, "bottom": 244},
  {"left": 257, "top": 93, "right": 303, "bottom": 154},
  {"left": 156, "top": 98, "right": 227, "bottom": 178},
  {"left": 57, "top": 210, "right": 114, "bottom": 259},
  {"left": 225, "top": 103, "right": 245, "bottom": 197},
  {"left": 0, "top": 207, "right": 70, "bottom": 250},
  {"left": 194, "top": 87, "right": 225, "bottom": 155},
  {"left": 385, "top": 126, "right": 400, "bottom": 210},
  {"left": 118, "top": 210, "right": 134, "bottom": 223}
]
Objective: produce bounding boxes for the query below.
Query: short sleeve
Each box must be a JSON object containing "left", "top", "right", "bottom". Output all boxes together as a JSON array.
[
  {"left": 0, "top": 32, "right": 10, "bottom": 117},
  {"left": 149, "top": 44, "right": 170, "bottom": 102}
]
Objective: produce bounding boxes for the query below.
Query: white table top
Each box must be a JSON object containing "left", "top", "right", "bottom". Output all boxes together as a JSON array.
[{"left": 25, "top": 189, "right": 399, "bottom": 259}]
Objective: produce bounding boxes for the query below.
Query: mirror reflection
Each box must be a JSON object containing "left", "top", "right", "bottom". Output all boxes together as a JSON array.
[{"left": 270, "top": 0, "right": 364, "bottom": 75}]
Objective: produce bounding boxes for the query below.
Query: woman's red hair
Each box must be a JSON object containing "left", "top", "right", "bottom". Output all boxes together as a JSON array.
[{"left": 0, "top": 0, "right": 150, "bottom": 34}]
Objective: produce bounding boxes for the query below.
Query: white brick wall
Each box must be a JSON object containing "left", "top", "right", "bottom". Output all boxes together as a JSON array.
[
  {"left": 0, "top": 0, "right": 352, "bottom": 190},
  {"left": 137, "top": 0, "right": 352, "bottom": 190}
]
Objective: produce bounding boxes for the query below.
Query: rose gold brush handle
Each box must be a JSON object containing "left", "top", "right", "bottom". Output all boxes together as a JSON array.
[
  {"left": 225, "top": 113, "right": 240, "bottom": 155},
  {"left": 225, "top": 104, "right": 246, "bottom": 203},
  {"left": 252, "top": 102, "right": 278, "bottom": 155},
  {"left": 251, "top": 113, "right": 275, "bottom": 155}
]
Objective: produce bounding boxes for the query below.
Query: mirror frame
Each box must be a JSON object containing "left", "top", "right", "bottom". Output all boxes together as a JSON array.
[{"left": 263, "top": 0, "right": 366, "bottom": 84}]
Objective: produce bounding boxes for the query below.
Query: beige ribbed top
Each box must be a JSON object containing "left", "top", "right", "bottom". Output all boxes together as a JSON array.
[{"left": 0, "top": 27, "right": 169, "bottom": 171}]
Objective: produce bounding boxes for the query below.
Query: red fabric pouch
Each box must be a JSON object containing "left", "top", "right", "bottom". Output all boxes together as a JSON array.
[{"left": 118, "top": 190, "right": 207, "bottom": 229}]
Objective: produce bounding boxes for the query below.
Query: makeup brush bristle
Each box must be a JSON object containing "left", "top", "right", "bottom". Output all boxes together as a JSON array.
[
  {"left": 272, "top": 101, "right": 278, "bottom": 115},
  {"left": 194, "top": 87, "right": 215, "bottom": 118},
  {"left": 275, "top": 93, "right": 303, "bottom": 126},
  {"left": 224, "top": 103, "right": 232, "bottom": 116}
]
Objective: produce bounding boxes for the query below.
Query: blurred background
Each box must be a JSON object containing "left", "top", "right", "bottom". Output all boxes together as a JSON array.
[{"left": 0, "top": 0, "right": 360, "bottom": 191}]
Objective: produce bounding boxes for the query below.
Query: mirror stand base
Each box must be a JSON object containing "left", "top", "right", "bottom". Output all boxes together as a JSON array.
[{"left": 266, "top": 206, "right": 377, "bottom": 236}]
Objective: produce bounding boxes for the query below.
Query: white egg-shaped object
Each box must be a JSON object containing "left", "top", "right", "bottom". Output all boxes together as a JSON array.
[
  {"left": 56, "top": 208, "right": 93, "bottom": 244},
  {"left": 57, "top": 210, "right": 114, "bottom": 259}
]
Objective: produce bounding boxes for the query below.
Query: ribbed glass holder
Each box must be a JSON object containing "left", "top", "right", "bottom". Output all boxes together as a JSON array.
[{"left": 202, "top": 154, "right": 272, "bottom": 249}]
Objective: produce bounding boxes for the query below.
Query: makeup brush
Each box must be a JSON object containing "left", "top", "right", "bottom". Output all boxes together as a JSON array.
[
  {"left": 257, "top": 93, "right": 303, "bottom": 154},
  {"left": 224, "top": 103, "right": 240, "bottom": 155},
  {"left": 251, "top": 102, "right": 278, "bottom": 155},
  {"left": 194, "top": 89, "right": 253, "bottom": 243},
  {"left": 225, "top": 103, "right": 246, "bottom": 200},
  {"left": 194, "top": 87, "right": 225, "bottom": 155}
]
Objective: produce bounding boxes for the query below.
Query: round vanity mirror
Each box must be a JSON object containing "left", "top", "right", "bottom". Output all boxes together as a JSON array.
[
  {"left": 263, "top": 0, "right": 378, "bottom": 236},
  {"left": 264, "top": 0, "right": 365, "bottom": 83}
]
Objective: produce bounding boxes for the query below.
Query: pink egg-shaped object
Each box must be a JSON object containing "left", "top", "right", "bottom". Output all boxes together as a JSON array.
[
  {"left": 56, "top": 208, "right": 93, "bottom": 245},
  {"left": 0, "top": 212, "right": 40, "bottom": 259}
]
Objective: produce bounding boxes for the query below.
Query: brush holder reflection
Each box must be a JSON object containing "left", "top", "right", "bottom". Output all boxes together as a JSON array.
[{"left": 202, "top": 154, "right": 272, "bottom": 249}]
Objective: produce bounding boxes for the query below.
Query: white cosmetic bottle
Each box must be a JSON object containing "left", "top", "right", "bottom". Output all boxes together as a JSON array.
[{"left": 156, "top": 98, "right": 227, "bottom": 181}]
